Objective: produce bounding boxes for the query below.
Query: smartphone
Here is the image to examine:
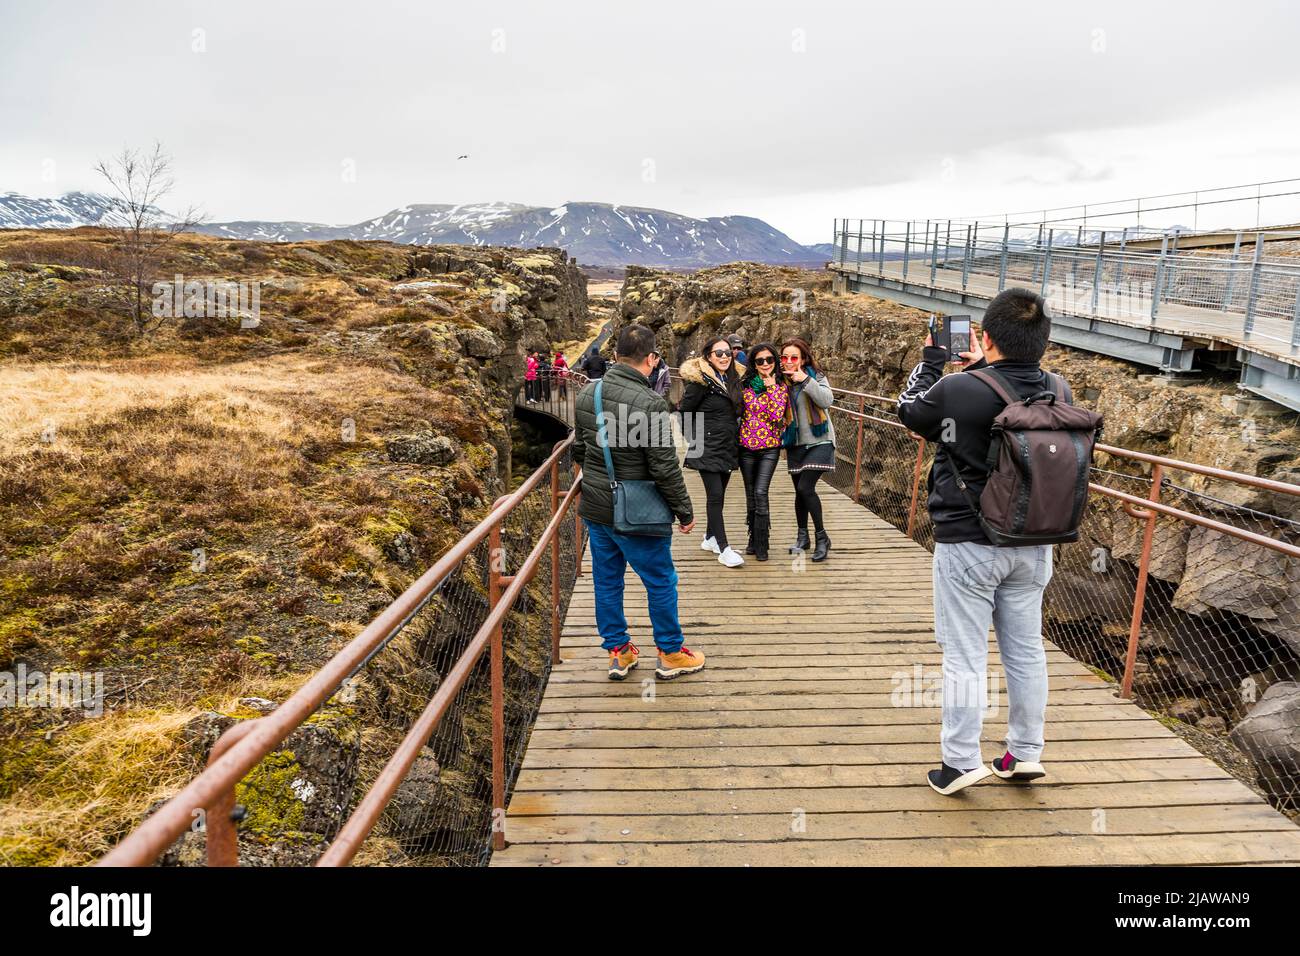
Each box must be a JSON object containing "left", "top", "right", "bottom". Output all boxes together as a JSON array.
[{"left": 948, "top": 315, "right": 972, "bottom": 356}]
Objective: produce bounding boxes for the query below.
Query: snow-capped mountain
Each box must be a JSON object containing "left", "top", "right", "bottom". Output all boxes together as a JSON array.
[
  {"left": 198, "top": 201, "right": 828, "bottom": 267},
  {"left": 1, "top": 192, "right": 831, "bottom": 268},
  {"left": 0, "top": 190, "right": 167, "bottom": 229}
]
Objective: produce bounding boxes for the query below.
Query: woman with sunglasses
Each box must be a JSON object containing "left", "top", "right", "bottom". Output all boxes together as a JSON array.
[
  {"left": 677, "top": 337, "right": 746, "bottom": 567},
  {"left": 737, "top": 342, "right": 788, "bottom": 562},
  {"left": 780, "top": 337, "right": 836, "bottom": 562}
]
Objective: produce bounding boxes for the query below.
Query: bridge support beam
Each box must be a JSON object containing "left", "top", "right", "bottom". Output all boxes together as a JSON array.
[{"left": 1237, "top": 348, "right": 1300, "bottom": 412}]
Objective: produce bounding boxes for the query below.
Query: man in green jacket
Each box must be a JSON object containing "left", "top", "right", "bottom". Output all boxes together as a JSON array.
[{"left": 573, "top": 324, "right": 707, "bottom": 681}]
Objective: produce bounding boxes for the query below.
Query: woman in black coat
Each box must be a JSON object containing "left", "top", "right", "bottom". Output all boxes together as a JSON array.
[{"left": 677, "top": 337, "right": 746, "bottom": 567}]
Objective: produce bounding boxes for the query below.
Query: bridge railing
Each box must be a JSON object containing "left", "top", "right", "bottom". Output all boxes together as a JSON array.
[
  {"left": 834, "top": 219, "right": 1300, "bottom": 351},
  {"left": 518, "top": 368, "right": 589, "bottom": 425},
  {"left": 101, "top": 435, "right": 587, "bottom": 867}
]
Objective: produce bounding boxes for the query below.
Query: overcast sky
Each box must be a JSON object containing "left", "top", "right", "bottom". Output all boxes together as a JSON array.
[{"left": 4, "top": 0, "right": 1300, "bottom": 244}]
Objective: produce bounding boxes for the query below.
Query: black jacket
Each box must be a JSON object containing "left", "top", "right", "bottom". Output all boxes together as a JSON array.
[
  {"left": 897, "top": 346, "right": 1073, "bottom": 544},
  {"left": 573, "top": 362, "right": 693, "bottom": 526},
  {"left": 580, "top": 351, "right": 608, "bottom": 379},
  {"left": 675, "top": 356, "right": 744, "bottom": 473}
]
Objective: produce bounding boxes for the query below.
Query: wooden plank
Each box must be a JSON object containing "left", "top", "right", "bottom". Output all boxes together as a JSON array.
[
  {"left": 540, "top": 677, "right": 1111, "bottom": 697},
  {"left": 533, "top": 704, "right": 1152, "bottom": 730},
  {"left": 510, "top": 758, "right": 1230, "bottom": 793},
  {"left": 491, "top": 832, "right": 1300, "bottom": 867},
  {"left": 517, "top": 738, "right": 1197, "bottom": 771},
  {"left": 536, "top": 688, "right": 1125, "bottom": 713},
  {"left": 505, "top": 778, "right": 1261, "bottom": 817},
  {"left": 523, "top": 720, "right": 1173, "bottom": 749},
  {"left": 505, "top": 804, "right": 1295, "bottom": 844}
]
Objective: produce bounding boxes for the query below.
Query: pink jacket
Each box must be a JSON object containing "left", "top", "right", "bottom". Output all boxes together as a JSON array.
[{"left": 525, "top": 356, "right": 539, "bottom": 381}]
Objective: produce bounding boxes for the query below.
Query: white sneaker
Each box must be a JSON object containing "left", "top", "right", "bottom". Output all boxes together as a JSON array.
[
  {"left": 718, "top": 546, "right": 745, "bottom": 568},
  {"left": 700, "top": 536, "right": 721, "bottom": 554}
]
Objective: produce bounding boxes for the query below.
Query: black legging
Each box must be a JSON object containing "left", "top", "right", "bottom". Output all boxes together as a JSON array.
[
  {"left": 739, "top": 448, "right": 780, "bottom": 538},
  {"left": 699, "top": 470, "right": 733, "bottom": 549},
  {"left": 792, "top": 469, "right": 826, "bottom": 534}
]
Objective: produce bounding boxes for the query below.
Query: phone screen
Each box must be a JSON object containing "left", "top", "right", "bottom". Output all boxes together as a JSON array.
[{"left": 949, "top": 316, "right": 971, "bottom": 356}]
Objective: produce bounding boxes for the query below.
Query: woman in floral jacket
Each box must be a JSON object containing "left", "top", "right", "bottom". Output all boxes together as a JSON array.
[{"left": 738, "top": 342, "right": 789, "bottom": 561}]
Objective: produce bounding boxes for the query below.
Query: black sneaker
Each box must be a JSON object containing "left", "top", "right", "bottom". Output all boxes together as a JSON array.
[
  {"left": 990, "top": 751, "right": 1046, "bottom": 781},
  {"left": 927, "top": 762, "right": 992, "bottom": 795}
]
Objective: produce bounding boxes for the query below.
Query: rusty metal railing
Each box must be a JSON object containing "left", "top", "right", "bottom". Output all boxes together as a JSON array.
[{"left": 100, "top": 427, "right": 587, "bottom": 866}]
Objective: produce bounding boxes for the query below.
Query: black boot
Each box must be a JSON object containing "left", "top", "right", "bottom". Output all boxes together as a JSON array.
[
  {"left": 745, "top": 508, "right": 755, "bottom": 554},
  {"left": 811, "top": 530, "right": 831, "bottom": 562},
  {"left": 754, "top": 525, "right": 769, "bottom": 562},
  {"left": 790, "top": 528, "right": 810, "bottom": 554}
]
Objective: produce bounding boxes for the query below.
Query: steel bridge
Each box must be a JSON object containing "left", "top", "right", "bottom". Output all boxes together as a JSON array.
[{"left": 828, "top": 216, "right": 1300, "bottom": 412}]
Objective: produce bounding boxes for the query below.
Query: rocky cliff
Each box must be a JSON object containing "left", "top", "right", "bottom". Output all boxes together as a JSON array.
[{"left": 0, "top": 229, "right": 587, "bottom": 863}]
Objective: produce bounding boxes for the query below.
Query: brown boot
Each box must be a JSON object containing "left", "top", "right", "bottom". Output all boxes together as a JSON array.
[
  {"left": 656, "top": 645, "right": 706, "bottom": 680},
  {"left": 607, "top": 641, "right": 639, "bottom": 681}
]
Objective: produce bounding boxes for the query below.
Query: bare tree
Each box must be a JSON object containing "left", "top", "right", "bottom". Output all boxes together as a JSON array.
[{"left": 94, "top": 142, "right": 204, "bottom": 334}]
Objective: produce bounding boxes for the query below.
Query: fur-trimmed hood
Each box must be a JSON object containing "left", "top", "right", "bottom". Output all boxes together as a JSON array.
[{"left": 680, "top": 355, "right": 746, "bottom": 388}]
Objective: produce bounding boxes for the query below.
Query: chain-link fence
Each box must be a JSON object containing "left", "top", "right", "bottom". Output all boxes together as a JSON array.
[{"left": 102, "top": 438, "right": 587, "bottom": 867}]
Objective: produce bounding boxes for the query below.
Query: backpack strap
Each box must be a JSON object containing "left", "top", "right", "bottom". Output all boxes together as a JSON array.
[
  {"left": 1047, "top": 371, "right": 1067, "bottom": 403},
  {"left": 594, "top": 378, "right": 618, "bottom": 490},
  {"left": 966, "top": 367, "right": 1019, "bottom": 406}
]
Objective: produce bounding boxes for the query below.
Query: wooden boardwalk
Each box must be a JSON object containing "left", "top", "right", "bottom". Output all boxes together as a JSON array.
[{"left": 491, "top": 471, "right": 1300, "bottom": 866}]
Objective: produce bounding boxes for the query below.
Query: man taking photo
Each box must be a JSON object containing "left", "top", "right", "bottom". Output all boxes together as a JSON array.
[{"left": 897, "top": 288, "right": 1073, "bottom": 795}]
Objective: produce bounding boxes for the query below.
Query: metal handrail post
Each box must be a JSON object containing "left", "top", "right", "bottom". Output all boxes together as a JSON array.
[
  {"left": 1151, "top": 235, "right": 1168, "bottom": 321},
  {"left": 902, "top": 221, "right": 911, "bottom": 281},
  {"left": 905, "top": 438, "right": 926, "bottom": 541},
  {"left": 961, "top": 225, "right": 972, "bottom": 290},
  {"left": 1244, "top": 234, "right": 1264, "bottom": 339},
  {"left": 1291, "top": 282, "right": 1300, "bottom": 355},
  {"left": 1120, "top": 465, "right": 1163, "bottom": 699},
  {"left": 853, "top": 395, "right": 865, "bottom": 502},
  {"left": 998, "top": 224, "right": 1009, "bottom": 291},
  {"left": 856, "top": 219, "right": 864, "bottom": 271},
  {"left": 1092, "top": 230, "right": 1105, "bottom": 315},
  {"left": 1223, "top": 230, "right": 1243, "bottom": 311},
  {"left": 930, "top": 220, "right": 940, "bottom": 285},
  {"left": 1040, "top": 229, "right": 1054, "bottom": 298},
  {"left": 1115, "top": 226, "right": 1127, "bottom": 295}
]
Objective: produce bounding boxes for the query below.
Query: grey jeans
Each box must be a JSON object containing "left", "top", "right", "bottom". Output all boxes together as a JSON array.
[{"left": 932, "top": 540, "right": 1053, "bottom": 769}]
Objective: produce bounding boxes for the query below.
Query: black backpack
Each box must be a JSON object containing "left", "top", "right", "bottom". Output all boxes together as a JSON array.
[{"left": 944, "top": 368, "right": 1104, "bottom": 546}]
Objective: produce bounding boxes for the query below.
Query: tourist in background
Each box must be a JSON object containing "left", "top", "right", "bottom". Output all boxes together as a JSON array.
[
  {"left": 537, "top": 350, "right": 553, "bottom": 403},
  {"left": 738, "top": 342, "right": 788, "bottom": 562},
  {"left": 649, "top": 354, "right": 671, "bottom": 399},
  {"left": 678, "top": 337, "right": 745, "bottom": 567},
  {"left": 524, "top": 349, "right": 539, "bottom": 403},
  {"left": 728, "top": 334, "right": 748, "bottom": 369},
  {"left": 554, "top": 350, "right": 570, "bottom": 400},
  {"left": 780, "top": 337, "right": 836, "bottom": 562}
]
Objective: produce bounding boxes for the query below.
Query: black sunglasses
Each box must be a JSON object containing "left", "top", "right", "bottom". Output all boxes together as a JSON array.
[
  {"left": 710, "top": 349, "right": 732, "bottom": 358},
  {"left": 753, "top": 355, "right": 776, "bottom": 366}
]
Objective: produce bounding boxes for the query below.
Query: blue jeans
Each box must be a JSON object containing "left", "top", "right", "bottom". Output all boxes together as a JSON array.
[
  {"left": 933, "top": 540, "right": 1053, "bottom": 770},
  {"left": 585, "top": 520, "right": 684, "bottom": 654}
]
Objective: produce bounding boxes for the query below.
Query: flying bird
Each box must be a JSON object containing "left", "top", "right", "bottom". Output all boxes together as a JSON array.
[{"left": 457, "top": 155, "right": 468, "bottom": 160}]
